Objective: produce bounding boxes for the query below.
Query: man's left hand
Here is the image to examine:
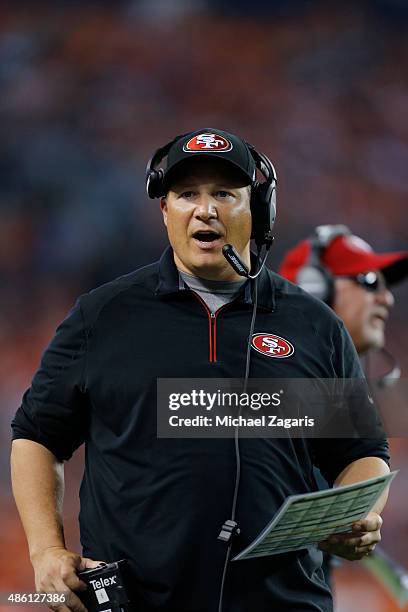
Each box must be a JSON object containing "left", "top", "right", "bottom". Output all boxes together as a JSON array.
[{"left": 318, "top": 511, "right": 382, "bottom": 560}]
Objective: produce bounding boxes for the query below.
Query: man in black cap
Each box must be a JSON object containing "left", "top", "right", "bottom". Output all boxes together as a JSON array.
[{"left": 11, "top": 131, "right": 391, "bottom": 612}]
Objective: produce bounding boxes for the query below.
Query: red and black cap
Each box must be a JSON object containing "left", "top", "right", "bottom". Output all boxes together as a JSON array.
[
  {"left": 163, "top": 128, "right": 257, "bottom": 190},
  {"left": 279, "top": 233, "right": 408, "bottom": 286}
]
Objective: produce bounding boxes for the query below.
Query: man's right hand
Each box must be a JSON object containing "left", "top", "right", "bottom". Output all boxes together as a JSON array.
[{"left": 31, "top": 547, "right": 104, "bottom": 612}]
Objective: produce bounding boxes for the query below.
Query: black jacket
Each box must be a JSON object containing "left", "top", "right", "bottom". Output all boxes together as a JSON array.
[{"left": 12, "top": 247, "right": 389, "bottom": 612}]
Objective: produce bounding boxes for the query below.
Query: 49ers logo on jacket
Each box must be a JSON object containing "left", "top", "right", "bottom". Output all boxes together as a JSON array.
[
  {"left": 183, "top": 133, "right": 233, "bottom": 152},
  {"left": 251, "top": 333, "right": 294, "bottom": 358}
]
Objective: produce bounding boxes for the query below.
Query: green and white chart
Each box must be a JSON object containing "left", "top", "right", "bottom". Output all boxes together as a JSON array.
[{"left": 233, "top": 471, "right": 397, "bottom": 560}]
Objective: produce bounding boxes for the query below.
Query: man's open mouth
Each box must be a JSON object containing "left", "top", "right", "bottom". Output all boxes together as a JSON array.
[
  {"left": 372, "top": 314, "right": 386, "bottom": 325},
  {"left": 192, "top": 230, "right": 222, "bottom": 244}
]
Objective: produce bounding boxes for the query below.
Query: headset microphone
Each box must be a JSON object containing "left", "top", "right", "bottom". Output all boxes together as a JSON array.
[
  {"left": 222, "top": 245, "right": 249, "bottom": 277},
  {"left": 222, "top": 242, "right": 273, "bottom": 280}
]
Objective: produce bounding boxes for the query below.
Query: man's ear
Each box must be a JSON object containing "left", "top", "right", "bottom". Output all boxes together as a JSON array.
[{"left": 160, "top": 197, "right": 168, "bottom": 226}]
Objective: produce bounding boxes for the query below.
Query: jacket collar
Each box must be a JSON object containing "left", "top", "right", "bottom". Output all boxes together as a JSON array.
[{"left": 155, "top": 245, "right": 275, "bottom": 312}]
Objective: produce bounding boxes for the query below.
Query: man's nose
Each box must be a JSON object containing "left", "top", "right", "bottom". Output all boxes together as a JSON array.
[
  {"left": 376, "top": 286, "right": 395, "bottom": 309},
  {"left": 194, "top": 194, "right": 218, "bottom": 220}
]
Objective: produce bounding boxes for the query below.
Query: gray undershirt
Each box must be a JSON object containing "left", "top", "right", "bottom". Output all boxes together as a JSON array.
[{"left": 179, "top": 270, "right": 247, "bottom": 314}]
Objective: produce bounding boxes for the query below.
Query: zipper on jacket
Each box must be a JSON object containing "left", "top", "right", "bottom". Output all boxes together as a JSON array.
[
  {"left": 191, "top": 293, "right": 231, "bottom": 363},
  {"left": 210, "top": 312, "right": 216, "bottom": 362}
]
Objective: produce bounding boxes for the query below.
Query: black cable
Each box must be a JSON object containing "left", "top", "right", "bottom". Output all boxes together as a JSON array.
[
  {"left": 243, "top": 275, "right": 259, "bottom": 393},
  {"left": 217, "top": 537, "right": 233, "bottom": 612},
  {"left": 217, "top": 250, "right": 261, "bottom": 612},
  {"left": 247, "top": 248, "right": 270, "bottom": 280}
]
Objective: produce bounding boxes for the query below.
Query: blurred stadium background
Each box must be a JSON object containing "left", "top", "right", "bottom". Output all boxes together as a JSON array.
[{"left": 0, "top": 1, "right": 407, "bottom": 610}]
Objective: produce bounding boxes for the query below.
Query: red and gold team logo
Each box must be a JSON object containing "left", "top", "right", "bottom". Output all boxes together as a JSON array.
[
  {"left": 251, "top": 333, "right": 295, "bottom": 359},
  {"left": 183, "top": 133, "right": 233, "bottom": 152}
]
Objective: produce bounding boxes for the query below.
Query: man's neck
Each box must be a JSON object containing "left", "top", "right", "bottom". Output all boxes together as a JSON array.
[
  {"left": 178, "top": 269, "right": 247, "bottom": 313},
  {"left": 178, "top": 269, "right": 246, "bottom": 289}
]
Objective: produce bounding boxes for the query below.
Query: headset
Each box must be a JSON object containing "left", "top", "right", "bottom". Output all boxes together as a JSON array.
[
  {"left": 145, "top": 134, "right": 277, "bottom": 248},
  {"left": 295, "top": 224, "right": 351, "bottom": 305}
]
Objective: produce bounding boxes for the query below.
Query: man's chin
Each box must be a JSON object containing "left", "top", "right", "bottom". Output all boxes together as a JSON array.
[
  {"left": 188, "top": 253, "right": 242, "bottom": 281},
  {"left": 191, "top": 257, "right": 226, "bottom": 276},
  {"left": 361, "top": 331, "right": 385, "bottom": 353}
]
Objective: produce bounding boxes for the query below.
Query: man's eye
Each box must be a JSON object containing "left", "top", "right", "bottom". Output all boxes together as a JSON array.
[
  {"left": 180, "top": 191, "right": 195, "bottom": 199},
  {"left": 216, "top": 191, "right": 234, "bottom": 199}
]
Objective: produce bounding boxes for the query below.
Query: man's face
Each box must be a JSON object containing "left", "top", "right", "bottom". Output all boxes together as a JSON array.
[
  {"left": 332, "top": 272, "right": 395, "bottom": 354},
  {"left": 160, "top": 158, "right": 252, "bottom": 281}
]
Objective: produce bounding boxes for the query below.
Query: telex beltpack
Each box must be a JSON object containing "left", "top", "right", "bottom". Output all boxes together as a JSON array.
[{"left": 78, "top": 560, "right": 133, "bottom": 612}]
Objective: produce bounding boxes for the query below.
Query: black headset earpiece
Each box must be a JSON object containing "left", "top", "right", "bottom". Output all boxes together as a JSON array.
[
  {"left": 296, "top": 224, "right": 351, "bottom": 305},
  {"left": 146, "top": 167, "right": 164, "bottom": 199},
  {"left": 145, "top": 133, "right": 188, "bottom": 199},
  {"left": 246, "top": 145, "right": 277, "bottom": 247}
]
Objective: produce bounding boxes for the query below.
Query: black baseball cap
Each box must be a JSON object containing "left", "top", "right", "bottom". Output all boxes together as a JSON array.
[{"left": 163, "top": 128, "right": 257, "bottom": 190}]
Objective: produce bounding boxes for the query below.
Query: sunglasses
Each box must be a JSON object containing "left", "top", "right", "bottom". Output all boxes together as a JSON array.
[{"left": 343, "top": 271, "right": 388, "bottom": 292}]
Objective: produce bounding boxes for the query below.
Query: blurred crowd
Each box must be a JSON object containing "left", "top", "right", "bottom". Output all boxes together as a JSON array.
[{"left": 0, "top": 1, "right": 407, "bottom": 609}]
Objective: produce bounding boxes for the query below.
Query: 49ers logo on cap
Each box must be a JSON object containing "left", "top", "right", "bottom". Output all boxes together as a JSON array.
[
  {"left": 183, "top": 133, "right": 233, "bottom": 152},
  {"left": 252, "top": 333, "right": 294, "bottom": 359}
]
